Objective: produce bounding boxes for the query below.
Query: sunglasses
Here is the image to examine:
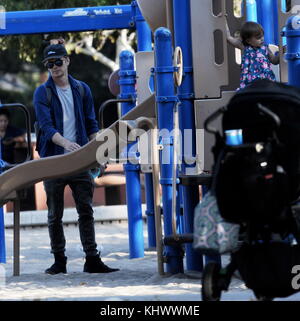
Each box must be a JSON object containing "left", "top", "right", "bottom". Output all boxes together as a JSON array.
[{"left": 45, "top": 59, "right": 64, "bottom": 69}]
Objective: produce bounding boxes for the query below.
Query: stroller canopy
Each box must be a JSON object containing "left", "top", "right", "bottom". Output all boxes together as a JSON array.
[{"left": 222, "top": 79, "right": 300, "bottom": 202}]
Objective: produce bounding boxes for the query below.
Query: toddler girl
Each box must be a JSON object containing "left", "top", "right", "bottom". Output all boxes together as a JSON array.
[{"left": 225, "top": 17, "right": 279, "bottom": 89}]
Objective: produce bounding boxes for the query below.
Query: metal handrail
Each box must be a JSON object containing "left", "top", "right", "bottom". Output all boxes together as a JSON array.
[{"left": 98, "top": 98, "right": 135, "bottom": 129}]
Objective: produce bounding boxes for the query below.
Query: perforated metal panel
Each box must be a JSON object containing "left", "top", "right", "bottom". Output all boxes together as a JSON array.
[
  {"left": 190, "top": 0, "right": 300, "bottom": 97},
  {"left": 136, "top": 51, "right": 154, "bottom": 104},
  {"left": 190, "top": 0, "right": 244, "bottom": 99}
]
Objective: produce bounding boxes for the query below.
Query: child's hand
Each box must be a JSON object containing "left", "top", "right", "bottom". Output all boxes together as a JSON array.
[{"left": 283, "top": 45, "right": 287, "bottom": 54}]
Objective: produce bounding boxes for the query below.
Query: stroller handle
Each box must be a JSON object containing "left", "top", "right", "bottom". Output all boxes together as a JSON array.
[
  {"left": 204, "top": 106, "right": 227, "bottom": 134},
  {"left": 204, "top": 104, "right": 281, "bottom": 135},
  {"left": 257, "top": 103, "right": 281, "bottom": 128}
]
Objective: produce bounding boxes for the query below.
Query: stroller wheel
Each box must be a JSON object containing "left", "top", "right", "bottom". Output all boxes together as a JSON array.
[{"left": 202, "top": 262, "right": 222, "bottom": 301}]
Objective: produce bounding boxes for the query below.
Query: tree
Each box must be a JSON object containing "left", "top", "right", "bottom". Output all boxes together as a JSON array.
[
  {"left": 0, "top": 0, "right": 134, "bottom": 128},
  {"left": 0, "top": 0, "right": 134, "bottom": 69}
]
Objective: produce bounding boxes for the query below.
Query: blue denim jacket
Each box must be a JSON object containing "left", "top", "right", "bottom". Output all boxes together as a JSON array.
[{"left": 33, "top": 75, "right": 99, "bottom": 157}]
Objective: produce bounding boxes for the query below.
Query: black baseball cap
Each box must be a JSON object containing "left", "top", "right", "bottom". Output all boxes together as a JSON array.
[{"left": 42, "top": 44, "right": 68, "bottom": 63}]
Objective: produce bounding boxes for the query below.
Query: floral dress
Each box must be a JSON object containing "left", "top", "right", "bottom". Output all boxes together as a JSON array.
[{"left": 239, "top": 45, "right": 276, "bottom": 90}]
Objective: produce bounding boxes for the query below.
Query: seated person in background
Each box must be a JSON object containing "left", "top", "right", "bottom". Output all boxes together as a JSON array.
[{"left": 0, "top": 108, "right": 26, "bottom": 164}]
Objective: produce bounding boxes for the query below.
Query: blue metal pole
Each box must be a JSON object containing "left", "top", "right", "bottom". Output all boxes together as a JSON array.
[
  {"left": 0, "top": 104, "right": 6, "bottom": 263},
  {"left": 281, "top": 0, "right": 287, "bottom": 46},
  {"left": 256, "top": 0, "right": 278, "bottom": 44},
  {"left": 154, "top": 27, "right": 184, "bottom": 274},
  {"left": 173, "top": 0, "right": 204, "bottom": 272},
  {"left": 0, "top": 207, "right": 5, "bottom": 264},
  {"left": 123, "top": 164, "right": 144, "bottom": 259},
  {"left": 119, "top": 50, "right": 144, "bottom": 259},
  {"left": 256, "top": 0, "right": 262, "bottom": 23},
  {"left": 272, "top": 0, "right": 279, "bottom": 45},
  {"left": 133, "top": 1, "right": 156, "bottom": 249},
  {"left": 0, "top": 5, "right": 134, "bottom": 36},
  {"left": 245, "top": 0, "right": 258, "bottom": 22},
  {"left": 284, "top": 15, "right": 300, "bottom": 88},
  {"left": 133, "top": 1, "right": 152, "bottom": 52}
]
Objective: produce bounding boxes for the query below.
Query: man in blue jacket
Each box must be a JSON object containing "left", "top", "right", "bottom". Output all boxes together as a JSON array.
[{"left": 33, "top": 42, "right": 119, "bottom": 274}]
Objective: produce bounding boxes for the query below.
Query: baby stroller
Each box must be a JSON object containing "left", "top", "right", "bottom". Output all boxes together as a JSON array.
[{"left": 199, "top": 79, "right": 300, "bottom": 301}]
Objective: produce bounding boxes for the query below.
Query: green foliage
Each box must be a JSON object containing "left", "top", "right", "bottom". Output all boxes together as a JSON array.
[
  {"left": 0, "top": 0, "right": 131, "bottom": 63},
  {"left": 0, "top": 0, "right": 131, "bottom": 128},
  {"left": 2, "top": 0, "right": 131, "bottom": 11}
]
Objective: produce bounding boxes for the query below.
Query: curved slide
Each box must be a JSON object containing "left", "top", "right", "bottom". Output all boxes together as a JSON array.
[{"left": 0, "top": 94, "right": 155, "bottom": 206}]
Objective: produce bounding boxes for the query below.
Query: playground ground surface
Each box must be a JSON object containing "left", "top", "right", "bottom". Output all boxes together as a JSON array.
[{"left": 0, "top": 206, "right": 300, "bottom": 302}]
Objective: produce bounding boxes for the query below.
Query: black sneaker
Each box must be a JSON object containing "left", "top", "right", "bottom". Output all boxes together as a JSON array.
[
  {"left": 45, "top": 253, "right": 67, "bottom": 275},
  {"left": 83, "top": 254, "right": 119, "bottom": 273}
]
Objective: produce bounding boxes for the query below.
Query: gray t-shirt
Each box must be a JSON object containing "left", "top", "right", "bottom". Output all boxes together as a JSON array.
[{"left": 55, "top": 85, "right": 76, "bottom": 152}]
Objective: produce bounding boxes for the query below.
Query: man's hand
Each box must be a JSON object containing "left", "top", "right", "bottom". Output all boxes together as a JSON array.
[
  {"left": 63, "top": 141, "right": 81, "bottom": 152},
  {"left": 52, "top": 132, "right": 81, "bottom": 152},
  {"left": 268, "top": 44, "right": 280, "bottom": 65}
]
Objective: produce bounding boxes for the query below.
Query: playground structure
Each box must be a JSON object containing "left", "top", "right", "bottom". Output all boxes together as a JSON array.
[{"left": 0, "top": 0, "right": 300, "bottom": 279}]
